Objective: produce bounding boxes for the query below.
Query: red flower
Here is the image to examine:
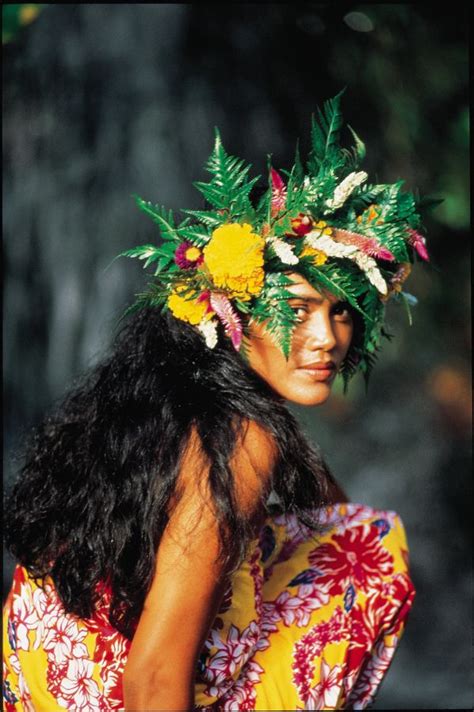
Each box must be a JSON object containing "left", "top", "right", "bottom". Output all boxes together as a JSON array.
[
  {"left": 309, "top": 525, "right": 394, "bottom": 595},
  {"left": 290, "top": 212, "right": 313, "bottom": 236}
]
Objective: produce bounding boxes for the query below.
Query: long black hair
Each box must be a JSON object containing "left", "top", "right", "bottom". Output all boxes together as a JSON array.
[{"left": 4, "top": 308, "right": 343, "bottom": 638}]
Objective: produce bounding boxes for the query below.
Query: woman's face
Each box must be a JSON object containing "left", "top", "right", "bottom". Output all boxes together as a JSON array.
[{"left": 247, "top": 273, "right": 354, "bottom": 406}]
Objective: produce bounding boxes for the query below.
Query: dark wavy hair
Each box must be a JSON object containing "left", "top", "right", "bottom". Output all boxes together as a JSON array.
[{"left": 4, "top": 308, "right": 345, "bottom": 638}]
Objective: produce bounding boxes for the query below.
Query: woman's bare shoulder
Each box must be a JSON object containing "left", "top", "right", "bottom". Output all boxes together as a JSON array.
[
  {"left": 238, "top": 419, "right": 278, "bottom": 474},
  {"left": 230, "top": 419, "right": 278, "bottom": 521},
  {"left": 176, "top": 419, "right": 277, "bottom": 520}
]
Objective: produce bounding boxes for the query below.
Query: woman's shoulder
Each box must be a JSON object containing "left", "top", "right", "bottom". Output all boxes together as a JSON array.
[
  {"left": 169, "top": 419, "right": 278, "bottom": 539},
  {"left": 234, "top": 419, "right": 278, "bottom": 474}
]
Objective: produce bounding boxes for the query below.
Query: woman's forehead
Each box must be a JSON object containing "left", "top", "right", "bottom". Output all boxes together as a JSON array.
[{"left": 286, "top": 273, "right": 341, "bottom": 303}]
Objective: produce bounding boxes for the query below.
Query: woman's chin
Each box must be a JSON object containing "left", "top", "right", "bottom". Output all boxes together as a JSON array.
[{"left": 282, "top": 381, "right": 333, "bottom": 406}]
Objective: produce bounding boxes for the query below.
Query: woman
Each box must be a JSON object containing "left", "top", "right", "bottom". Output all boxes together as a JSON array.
[{"left": 3, "top": 94, "right": 427, "bottom": 710}]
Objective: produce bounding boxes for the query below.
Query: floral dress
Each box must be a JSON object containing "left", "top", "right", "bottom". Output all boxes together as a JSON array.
[{"left": 3, "top": 503, "right": 415, "bottom": 710}]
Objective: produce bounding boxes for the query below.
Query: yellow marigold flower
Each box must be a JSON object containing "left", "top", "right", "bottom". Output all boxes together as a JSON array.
[
  {"left": 167, "top": 286, "right": 210, "bottom": 325},
  {"left": 300, "top": 245, "right": 328, "bottom": 266},
  {"left": 203, "top": 223, "right": 265, "bottom": 301}
]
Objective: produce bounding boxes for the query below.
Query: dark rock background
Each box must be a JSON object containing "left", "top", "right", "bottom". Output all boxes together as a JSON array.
[{"left": 3, "top": 4, "right": 471, "bottom": 709}]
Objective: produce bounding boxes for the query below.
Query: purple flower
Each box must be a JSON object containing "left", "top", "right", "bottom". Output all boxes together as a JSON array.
[{"left": 174, "top": 241, "right": 204, "bottom": 269}]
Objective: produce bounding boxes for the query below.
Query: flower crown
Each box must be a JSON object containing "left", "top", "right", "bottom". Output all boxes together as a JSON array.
[{"left": 121, "top": 92, "right": 430, "bottom": 387}]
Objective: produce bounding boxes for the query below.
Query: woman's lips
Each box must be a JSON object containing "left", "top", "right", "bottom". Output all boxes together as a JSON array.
[{"left": 297, "top": 362, "right": 336, "bottom": 381}]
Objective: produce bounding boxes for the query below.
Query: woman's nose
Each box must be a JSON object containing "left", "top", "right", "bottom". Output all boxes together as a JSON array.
[{"left": 307, "top": 310, "right": 337, "bottom": 351}]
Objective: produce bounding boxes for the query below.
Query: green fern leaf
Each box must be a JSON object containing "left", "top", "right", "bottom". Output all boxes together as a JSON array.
[
  {"left": 133, "top": 195, "right": 179, "bottom": 241},
  {"left": 119, "top": 244, "right": 158, "bottom": 260},
  {"left": 177, "top": 224, "right": 212, "bottom": 246},
  {"left": 251, "top": 297, "right": 298, "bottom": 360},
  {"left": 345, "top": 183, "right": 388, "bottom": 215},
  {"left": 251, "top": 272, "right": 300, "bottom": 359},
  {"left": 117, "top": 282, "right": 169, "bottom": 324},
  {"left": 308, "top": 89, "right": 346, "bottom": 172},
  {"left": 119, "top": 243, "right": 177, "bottom": 272},
  {"left": 194, "top": 129, "right": 261, "bottom": 216},
  {"left": 347, "top": 124, "right": 366, "bottom": 162},
  {"left": 286, "top": 139, "right": 304, "bottom": 190},
  {"left": 300, "top": 261, "right": 372, "bottom": 323},
  {"left": 181, "top": 209, "right": 223, "bottom": 228}
]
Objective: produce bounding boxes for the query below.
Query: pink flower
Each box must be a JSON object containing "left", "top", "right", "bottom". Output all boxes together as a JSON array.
[
  {"left": 291, "top": 608, "right": 347, "bottom": 701},
  {"left": 332, "top": 227, "right": 395, "bottom": 262},
  {"left": 318, "top": 503, "right": 379, "bottom": 532},
  {"left": 261, "top": 580, "right": 331, "bottom": 632},
  {"left": 407, "top": 228, "right": 429, "bottom": 261},
  {"left": 58, "top": 658, "right": 102, "bottom": 711},
  {"left": 255, "top": 616, "right": 278, "bottom": 651},
  {"left": 209, "top": 292, "right": 243, "bottom": 350},
  {"left": 270, "top": 168, "right": 287, "bottom": 216},
  {"left": 264, "top": 590, "right": 302, "bottom": 627}
]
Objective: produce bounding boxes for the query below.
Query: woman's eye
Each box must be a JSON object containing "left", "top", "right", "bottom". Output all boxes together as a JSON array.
[
  {"left": 290, "top": 304, "right": 308, "bottom": 321},
  {"left": 332, "top": 302, "right": 352, "bottom": 321}
]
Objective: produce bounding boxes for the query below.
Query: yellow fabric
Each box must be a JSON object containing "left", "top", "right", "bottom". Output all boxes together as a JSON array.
[{"left": 3, "top": 503, "right": 415, "bottom": 710}]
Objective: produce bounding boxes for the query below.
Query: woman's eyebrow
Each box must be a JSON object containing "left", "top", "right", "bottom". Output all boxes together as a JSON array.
[{"left": 287, "top": 292, "right": 324, "bottom": 304}]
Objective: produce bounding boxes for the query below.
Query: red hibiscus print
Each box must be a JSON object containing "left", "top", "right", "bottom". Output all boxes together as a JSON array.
[{"left": 309, "top": 524, "right": 394, "bottom": 595}]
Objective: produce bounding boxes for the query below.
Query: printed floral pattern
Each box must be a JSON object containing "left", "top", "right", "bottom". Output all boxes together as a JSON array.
[
  {"left": 309, "top": 525, "right": 394, "bottom": 595},
  {"left": 3, "top": 503, "right": 415, "bottom": 710}
]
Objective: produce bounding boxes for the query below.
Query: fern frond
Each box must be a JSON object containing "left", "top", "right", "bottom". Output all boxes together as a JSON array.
[
  {"left": 133, "top": 195, "right": 179, "bottom": 241},
  {"left": 177, "top": 224, "right": 212, "bottom": 247},
  {"left": 251, "top": 297, "right": 298, "bottom": 360},
  {"left": 347, "top": 124, "right": 366, "bottom": 161},
  {"left": 300, "top": 260, "right": 372, "bottom": 323},
  {"left": 181, "top": 209, "right": 223, "bottom": 228},
  {"left": 251, "top": 272, "right": 300, "bottom": 359},
  {"left": 194, "top": 129, "right": 260, "bottom": 216},
  {"left": 307, "top": 88, "right": 346, "bottom": 172},
  {"left": 117, "top": 282, "right": 169, "bottom": 324},
  {"left": 345, "top": 183, "right": 388, "bottom": 215}
]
